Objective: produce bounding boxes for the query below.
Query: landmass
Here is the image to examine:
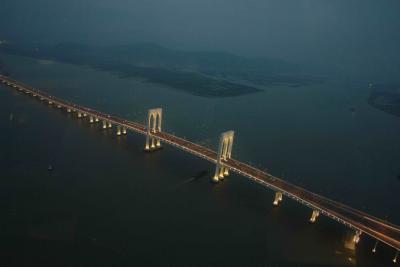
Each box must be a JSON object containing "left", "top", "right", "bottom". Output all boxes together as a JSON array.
[
  {"left": 368, "top": 83, "right": 400, "bottom": 118},
  {"left": 0, "top": 42, "right": 321, "bottom": 97},
  {"left": 0, "top": 62, "right": 10, "bottom": 77}
]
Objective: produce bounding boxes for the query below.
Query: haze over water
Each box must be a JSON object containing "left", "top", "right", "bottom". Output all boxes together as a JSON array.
[
  {"left": 0, "top": 52, "right": 399, "bottom": 266},
  {"left": 1, "top": 0, "right": 400, "bottom": 266}
]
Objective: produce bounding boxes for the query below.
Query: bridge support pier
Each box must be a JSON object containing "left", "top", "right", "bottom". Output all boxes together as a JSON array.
[
  {"left": 48, "top": 101, "right": 53, "bottom": 105},
  {"left": 223, "top": 167, "right": 229, "bottom": 176},
  {"left": 273, "top": 191, "right": 283, "bottom": 206},
  {"left": 117, "top": 126, "right": 121, "bottom": 136},
  {"left": 156, "top": 138, "right": 161, "bottom": 147},
  {"left": 107, "top": 121, "right": 112, "bottom": 128},
  {"left": 78, "top": 112, "right": 82, "bottom": 118},
  {"left": 57, "top": 105, "right": 61, "bottom": 108},
  {"left": 122, "top": 127, "right": 127, "bottom": 135},
  {"left": 144, "top": 108, "right": 162, "bottom": 151},
  {"left": 218, "top": 166, "right": 226, "bottom": 180},
  {"left": 83, "top": 113, "right": 87, "bottom": 117},
  {"left": 89, "top": 116, "right": 94, "bottom": 123},
  {"left": 353, "top": 230, "right": 362, "bottom": 244},
  {"left": 394, "top": 250, "right": 399, "bottom": 263},
  {"left": 309, "top": 210, "right": 320, "bottom": 223},
  {"left": 95, "top": 117, "right": 99, "bottom": 122},
  {"left": 67, "top": 108, "right": 72, "bottom": 113},
  {"left": 212, "top": 166, "right": 221, "bottom": 183},
  {"left": 212, "top": 131, "right": 234, "bottom": 183},
  {"left": 102, "top": 120, "right": 107, "bottom": 129},
  {"left": 145, "top": 136, "right": 149, "bottom": 150}
]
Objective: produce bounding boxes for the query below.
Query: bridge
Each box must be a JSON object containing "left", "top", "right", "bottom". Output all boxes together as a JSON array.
[{"left": 1, "top": 74, "right": 399, "bottom": 263}]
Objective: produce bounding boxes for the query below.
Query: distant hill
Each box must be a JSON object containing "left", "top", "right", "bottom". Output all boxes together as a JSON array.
[{"left": 0, "top": 42, "right": 320, "bottom": 97}]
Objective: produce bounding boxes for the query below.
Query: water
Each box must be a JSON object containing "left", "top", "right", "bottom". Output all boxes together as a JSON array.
[{"left": 0, "top": 53, "right": 399, "bottom": 266}]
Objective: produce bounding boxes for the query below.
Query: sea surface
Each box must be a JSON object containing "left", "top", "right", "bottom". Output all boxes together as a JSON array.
[{"left": 0, "top": 53, "right": 399, "bottom": 266}]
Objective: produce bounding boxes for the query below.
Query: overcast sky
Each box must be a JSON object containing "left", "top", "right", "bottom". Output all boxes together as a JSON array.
[{"left": 1, "top": 0, "right": 399, "bottom": 80}]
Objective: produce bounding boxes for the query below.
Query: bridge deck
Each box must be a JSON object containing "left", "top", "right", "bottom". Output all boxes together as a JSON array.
[{"left": 1, "top": 75, "right": 399, "bottom": 251}]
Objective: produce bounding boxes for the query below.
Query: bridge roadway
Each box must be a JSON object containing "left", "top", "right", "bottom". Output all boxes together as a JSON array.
[{"left": 1, "top": 75, "right": 399, "bottom": 252}]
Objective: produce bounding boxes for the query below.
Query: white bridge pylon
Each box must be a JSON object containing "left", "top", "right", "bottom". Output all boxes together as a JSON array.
[
  {"left": 145, "top": 108, "right": 163, "bottom": 151},
  {"left": 213, "top": 130, "right": 234, "bottom": 183}
]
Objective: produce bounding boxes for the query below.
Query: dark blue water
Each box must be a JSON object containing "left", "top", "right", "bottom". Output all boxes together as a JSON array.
[{"left": 0, "top": 54, "right": 399, "bottom": 266}]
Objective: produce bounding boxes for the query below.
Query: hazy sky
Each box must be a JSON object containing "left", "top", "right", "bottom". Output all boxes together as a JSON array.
[{"left": 1, "top": 0, "right": 400, "bottom": 80}]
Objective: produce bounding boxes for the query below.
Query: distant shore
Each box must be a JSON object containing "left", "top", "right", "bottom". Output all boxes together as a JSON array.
[
  {"left": 368, "top": 83, "right": 400, "bottom": 117},
  {"left": 0, "top": 42, "right": 321, "bottom": 98}
]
